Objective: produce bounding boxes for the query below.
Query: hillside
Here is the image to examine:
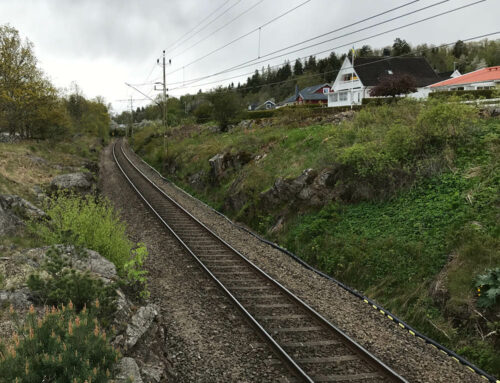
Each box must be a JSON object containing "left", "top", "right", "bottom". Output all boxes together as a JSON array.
[{"left": 133, "top": 99, "right": 500, "bottom": 375}]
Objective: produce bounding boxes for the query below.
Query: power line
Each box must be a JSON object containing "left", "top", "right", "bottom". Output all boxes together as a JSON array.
[
  {"left": 166, "top": 0, "right": 314, "bottom": 76},
  {"left": 170, "top": 0, "right": 486, "bottom": 91},
  {"left": 167, "top": 0, "right": 244, "bottom": 55},
  {"left": 174, "top": 0, "right": 268, "bottom": 58},
  {"left": 165, "top": 0, "right": 233, "bottom": 54},
  {"left": 165, "top": 0, "right": 435, "bottom": 86},
  {"left": 173, "top": 31, "right": 500, "bottom": 97}
]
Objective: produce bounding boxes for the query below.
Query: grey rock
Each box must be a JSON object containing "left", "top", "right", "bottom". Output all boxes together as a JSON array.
[
  {"left": 0, "top": 289, "right": 32, "bottom": 310},
  {"left": 209, "top": 153, "right": 225, "bottom": 180},
  {"left": 114, "top": 288, "right": 133, "bottom": 324},
  {"left": 0, "top": 194, "right": 46, "bottom": 236},
  {"left": 141, "top": 363, "right": 165, "bottom": 383},
  {"left": 125, "top": 304, "right": 159, "bottom": 349},
  {"left": 24, "top": 245, "right": 117, "bottom": 282},
  {"left": 50, "top": 172, "right": 93, "bottom": 193},
  {"left": 209, "top": 152, "right": 254, "bottom": 182},
  {"left": 28, "top": 155, "right": 47, "bottom": 165},
  {"left": 115, "top": 357, "right": 144, "bottom": 383}
]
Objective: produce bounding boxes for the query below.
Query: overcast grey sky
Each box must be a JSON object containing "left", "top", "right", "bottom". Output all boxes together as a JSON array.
[{"left": 1, "top": 0, "right": 499, "bottom": 113}]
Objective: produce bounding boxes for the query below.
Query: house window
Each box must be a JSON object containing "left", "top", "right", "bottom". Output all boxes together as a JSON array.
[
  {"left": 323, "top": 87, "right": 330, "bottom": 94},
  {"left": 331, "top": 93, "right": 338, "bottom": 102},
  {"left": 342, "top": 73, "right": 358, "bottom": 81},
  {"left": 451, "top": 87, "right": 465, "bottom": 91},
  {"left": 477, "top": 86, "right": 493, "bottom": 90},
  {"left": 339, "top": 92, "right": 348, "bottom": 101}
]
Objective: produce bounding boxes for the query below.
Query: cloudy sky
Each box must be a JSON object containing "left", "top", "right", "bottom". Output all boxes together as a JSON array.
[{"left": 1, "top": 0, "right": 498, "bottom": 113}]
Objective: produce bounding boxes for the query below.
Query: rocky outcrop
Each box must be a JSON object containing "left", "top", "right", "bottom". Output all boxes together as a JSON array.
[
  {"left": 25, "top": 245, "right": 117, "bottom": 283},
  {"left": 50, "top": 172, "right": 93, "bottom": 194},
  {"left": 209, "top": 151, "right": 253, "bottom": 182},
  {"left": 115, "top": 357, "right": 144, "bottom": 383},
  {"left": 0, "top": 289, "right": 32, "bottom": 310},
  {"left": 0, "top": 194, "right": 46, "bottom": 236},
  {"left": 125, "top": 304, "right": 159, "bottom": 349}
]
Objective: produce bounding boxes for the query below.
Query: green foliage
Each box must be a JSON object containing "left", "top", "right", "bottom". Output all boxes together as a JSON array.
[
  {"left": 123, "top": 245, "right": 150, "bottom": 299},
  {"left": 193, "top": 102, "right": 213, "bottom": 123},
  {"left": 476, "top": 268, "right": 500, "bottom": 308},
  {"left": 209, "top": 87, "right": 243, "bottom": 130},
  {"left": 0, "top": 303, "right": 118, "bottom": 383},
  {"left": 31, "top": 194, "right": 149, "bottom": 296},
  {"left": 429, "top": 89, "right": 497, "bottom": 100},
  {"left": 27, "top": 246, "right": 116, "bottom": 321}
]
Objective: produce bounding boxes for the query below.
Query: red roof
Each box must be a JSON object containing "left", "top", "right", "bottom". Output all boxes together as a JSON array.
[{"left": 430, "top": 66, "right": 500, "bottom": 88}]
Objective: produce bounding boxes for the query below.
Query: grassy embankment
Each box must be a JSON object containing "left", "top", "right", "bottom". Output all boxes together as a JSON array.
[{"left": 133, "top": 99, "right": 500, "bottom": 375}]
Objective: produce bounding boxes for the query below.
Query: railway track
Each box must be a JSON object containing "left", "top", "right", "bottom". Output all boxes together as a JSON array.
[{"left": 113, "top": 139, "right": 408, "bottom": 383}]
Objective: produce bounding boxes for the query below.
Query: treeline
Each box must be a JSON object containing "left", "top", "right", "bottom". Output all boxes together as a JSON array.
[
  {"left": 114, "top": 37, "right": 500, "bottom": 126},
  {"left": 0, "top": 25, "right": 110, "bottom": 140}
]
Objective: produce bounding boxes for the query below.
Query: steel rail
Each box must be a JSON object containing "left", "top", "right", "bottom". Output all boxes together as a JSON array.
[{"left": 113, "top": 139, "right": 408, "bottom": 383}]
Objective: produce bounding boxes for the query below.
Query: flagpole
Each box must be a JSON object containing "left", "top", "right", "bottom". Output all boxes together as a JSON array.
[{"left": 351, "top": 46, "right": 355, "bottom": 110}]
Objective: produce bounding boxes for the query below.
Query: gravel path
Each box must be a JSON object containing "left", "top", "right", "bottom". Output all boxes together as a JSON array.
[
  {"left": 99, "top": 144, "right": 294, "bottom": 382},
  {"left": 120, "top": 141, "right": 487, "bottom": 383}
]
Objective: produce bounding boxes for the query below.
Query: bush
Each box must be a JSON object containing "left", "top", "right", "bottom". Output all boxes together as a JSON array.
[
  {"left": 0, "top": 303, "right": 118, "bottom": 383},
  {"left": 27, "top": 246, "right": 117, "bottom": 321},
  {"left": 476, "top": 268, "right": 500, "bottom": 308},
  {"left": 31, "top": 194, "right": 149, "bottom": 296},
  {"left": 429, "top": 89, "right": 496, "bottom": 100}
]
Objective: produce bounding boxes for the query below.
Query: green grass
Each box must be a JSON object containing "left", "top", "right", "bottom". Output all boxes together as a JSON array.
[{"left": 133, "top": 101, "right": 500, "bottom": 376}]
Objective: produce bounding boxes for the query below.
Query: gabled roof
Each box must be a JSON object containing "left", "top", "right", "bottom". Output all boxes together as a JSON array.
[
  {"left": 282, "top": 83, "right": 330, "bottom": 103},
  {"left": 430, "top": 66, "right": 500, "bottom": 88},
  {"left": 352, "top": 56, "right": 440, "bottom": 87}
]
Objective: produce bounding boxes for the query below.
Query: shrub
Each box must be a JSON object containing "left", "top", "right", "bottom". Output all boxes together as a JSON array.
[
  {"left": 27, "top": 246, "right": 117, "bottom": 321},
  {"left": 429, "top": 89, "right": 496, "bottom": 100},
  {"left": 31, "top": 194, "right": 149, "bottom": 297},
  {"left": 476, "top": 268, "right": 500, "bottom": 308},
  {"left": 33, "top": 194, "right": 140, "bottom": 272},
  {"left": 0, "top": 303, "right": 118, "bottom": 383}
]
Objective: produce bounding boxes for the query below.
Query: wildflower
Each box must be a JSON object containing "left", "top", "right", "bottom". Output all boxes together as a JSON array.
[
  {"left": 29, "top": 327, "right": 34, "bottom": 340},
  {"left": 58, "top": 354, "right": 62, "bottom": 362},
  {"left": 12, "top": 332, "right": 19, "bottom": 346},
  {"left": 68, "top": 319, "right": 73, "bottom": 335},
  {"left": 51, "top": 330, "right": 56, "bottom": 338},
  {"left": 37, "top": 318, "right": 43, "bottom": 328},
  {"left": 75, "top": 316, "right": 81, "bottom": 327},
  {"left": 63, "top": 343, "right": 67, "bottom": 351},
  {"left": 101, "top": 330, "right": 106, "bottom": 340},
  {"left": 93, "top": 367, "right": 97, "bottom": 375},
  {"left": 9, "top": 304, "right": 14, "bottom": 315},
  {"left": 29, "top": 304, "right": 35, "bottom": 314},
  {"left": 68, "top": 300, "right": 73, "bottom": 310},
  {"left": 106, "top": 369, "right": 110, "bottom": 377},
  {"left": 25, "top": 360, "right": 29, "bottom": 374},
  {"left": 82, "top": 304, "right": 87, "bottom": 313},
  {"left": 51, "top": 306, "right": 57, "bottom": 314},
  {"left": 61, "top": 303, "right": 65, "bottom": 312},
  {"left": 94, "top": 325, "right": 99, "bottom": 337},
  {"left": 94, "top": 298, "right": 100, "bottom": 309},
  {"left": 73, "top": 379, "right": 77, "bottom": 383}
]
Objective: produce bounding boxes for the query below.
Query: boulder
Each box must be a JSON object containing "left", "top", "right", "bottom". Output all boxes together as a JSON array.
[
  {"left": 209, "top": 152, "right": 254, "bottom": 182},
  {"left": 125, "top": 304, "right": 159, "bottom": 349},
  {"left": 0, "top": 194, "right": 46, "bottom": 236},
  {"left": 50, "top": 172, "right": 93, "bottom": 193},
  {"left": 115, "top": 357, "right": 144, "bottom": 383},
  {"left": 208, "top": 153, "right": 225, "bottom": 180},
  {"left": 24, "top": 245, "right": 117, "bottom": 283},
  {"left": 141, "top": 363, "right": 165, "bottom": 383},
  {"left": 0, "top": 289, "right": 32, "bottom": 310}
]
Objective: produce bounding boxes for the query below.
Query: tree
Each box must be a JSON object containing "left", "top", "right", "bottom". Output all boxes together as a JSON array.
[
  {"left": 369, "top": 73, "right": 417, "bottom": 98},
  {"left": 293, "top": 59, "right": 303, "bottom": 76},
  {"left": 0, "top": 24, "right": 67, "bottom": 138},
  {"left": 452, "top": 40, "right": 468, "bottom": 59},
  {"left": 359, "top": 45, "right": 373, "bottom": 57},
  {"left": 209, "top": 87, "right": 242, "bottom": 131},
  {"left": 392, "top": 38, "right": 411, "bottom": 56}
]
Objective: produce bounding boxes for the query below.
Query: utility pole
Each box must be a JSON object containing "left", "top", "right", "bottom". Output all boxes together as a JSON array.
[
  {"left": 156, "top": 51, "right": 171, "bottom": 153},
  {"left": 129, "top": 96, "right": 134, "bottom": 145}
]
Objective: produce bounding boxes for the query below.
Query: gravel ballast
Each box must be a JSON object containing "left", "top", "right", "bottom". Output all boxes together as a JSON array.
[
  {"left": 119, "top": 141, "right": 489, "bottom": 383},
  {"left": 100, "top": 144, "right": 295, "bottom": 382}
]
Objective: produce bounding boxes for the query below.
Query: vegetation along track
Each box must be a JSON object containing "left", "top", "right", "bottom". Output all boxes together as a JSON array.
[{"left": 113, "top": 139, "right": 407, "bottom": 383}]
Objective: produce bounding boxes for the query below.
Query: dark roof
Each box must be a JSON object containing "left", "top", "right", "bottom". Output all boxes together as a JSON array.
[{"left": 352, "top": 57, "right": 440, "bottom": 87}]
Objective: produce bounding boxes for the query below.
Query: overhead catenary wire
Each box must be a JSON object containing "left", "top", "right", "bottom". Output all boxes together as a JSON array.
[
  {"left": 169, "top": 0, "right": 487, "bottom": 92},
  {"left": 165, "top": 0, "right": 444, "bottom": 87},
  {"left": 165, "top": 0, "right": 235, "bottom": 55},
  {"left": 168, "top": 30, "right": 500, "bottom": 95},
  {"left": 166, "top": 0, "right": 315, "bottom": 77}
]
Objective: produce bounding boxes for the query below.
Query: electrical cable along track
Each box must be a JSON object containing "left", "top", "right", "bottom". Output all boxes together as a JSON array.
[{"left": 113, "top": 140, "right": 407, "bottom": 383}]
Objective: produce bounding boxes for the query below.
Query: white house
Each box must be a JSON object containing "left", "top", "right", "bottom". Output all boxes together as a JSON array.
[{"left": 327, "top": 56, "right": 442, "bottom": 107}]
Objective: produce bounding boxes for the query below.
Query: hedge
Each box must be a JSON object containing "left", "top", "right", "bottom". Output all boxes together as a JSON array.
[{"left": 429, "top": 89, "right": 497, "bottom": 100}]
